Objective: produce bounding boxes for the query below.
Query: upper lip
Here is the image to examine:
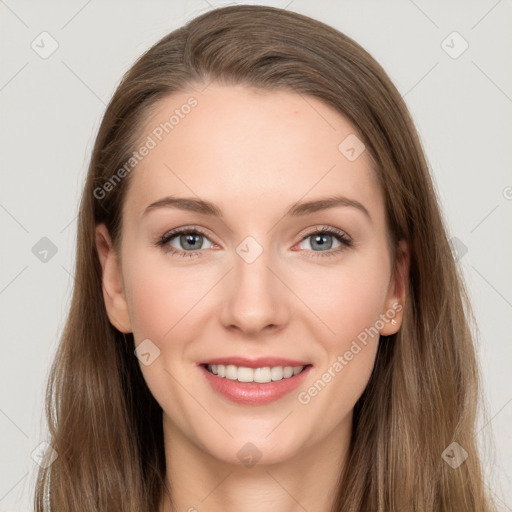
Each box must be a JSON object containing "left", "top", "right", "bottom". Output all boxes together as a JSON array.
[{"left": 197, "top": 356, "right": 312, "bottom": 368}]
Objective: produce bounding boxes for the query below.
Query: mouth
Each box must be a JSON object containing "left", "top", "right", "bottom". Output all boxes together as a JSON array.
[
  {"left": 198, "top": 360, "right": 313, "bottom": 405},
  {"left": 202, "top": 363, "right": 312, "bottom": 383}
]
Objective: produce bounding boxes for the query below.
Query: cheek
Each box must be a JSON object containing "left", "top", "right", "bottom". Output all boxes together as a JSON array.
[
  {"left": 298, "top": 253, "right": 391, "bottom": 350},
  {"left": 122, "top": 254, "right": 213, "bottom": 411},
  {"left": 123, "top": 252, "right": 212, "bottom": 342},
  {"left": 294, "top": 284, "right": 384, "bottom": 436},
  {"left": 293, "top": 251, "right": 390, "bottom": 410}
]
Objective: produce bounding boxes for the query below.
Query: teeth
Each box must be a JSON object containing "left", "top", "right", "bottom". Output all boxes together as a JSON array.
[
  {"left": 206, "top": 364, "right": 305, "bottom": 383},
  {"left": 270, "top": 366, "right": 283, "bottom": 380}
]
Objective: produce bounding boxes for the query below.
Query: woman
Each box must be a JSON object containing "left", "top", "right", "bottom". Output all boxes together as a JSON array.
[{"left": 34, "top": 4, "right": 493, "bottom": 511}]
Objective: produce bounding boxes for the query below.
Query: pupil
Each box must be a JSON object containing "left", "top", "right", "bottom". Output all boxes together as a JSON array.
[
  {"left": 182, "top": 233, "right": 201, "bottom": 249},
  {"left": 312, "top": 234, "right": 332, "bottom": 250}
]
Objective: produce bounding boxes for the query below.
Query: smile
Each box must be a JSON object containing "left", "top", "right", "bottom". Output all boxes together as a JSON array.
[
  {"left": 200, "top": 363, "right": 313, "bottom": 405},
  {"left": 205, "top": 363, "right": 306, "bottom": 383}
]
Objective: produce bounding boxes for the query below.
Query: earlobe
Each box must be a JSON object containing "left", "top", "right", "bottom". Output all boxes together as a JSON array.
[
  {"left": 380, "top": 239, "right": 410, "bottom": 336},
  {"left": 95, "top": 224, "right": 132, "bottom": 333}
]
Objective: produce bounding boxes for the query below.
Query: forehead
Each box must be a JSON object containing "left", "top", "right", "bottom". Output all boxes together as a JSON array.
[{"left": 125, "top": 83, "right": 383, "bottom": 223}]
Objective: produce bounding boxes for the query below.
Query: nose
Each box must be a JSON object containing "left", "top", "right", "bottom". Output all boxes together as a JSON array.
[{"left": 219, "top": 247, "right": 290, "bottom": 336}]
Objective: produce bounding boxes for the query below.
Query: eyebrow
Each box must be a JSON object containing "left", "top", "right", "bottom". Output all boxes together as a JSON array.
[{"left": 142, "top": 195, "right": 372, "bottom": 222}]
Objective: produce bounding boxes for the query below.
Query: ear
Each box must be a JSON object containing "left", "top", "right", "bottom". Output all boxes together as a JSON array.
[
  {"left": 379, "top": 239, "right": 410, "bottom": 336},
  {"left": 95, "top": 223, "right": 132, "bottom": 333}
]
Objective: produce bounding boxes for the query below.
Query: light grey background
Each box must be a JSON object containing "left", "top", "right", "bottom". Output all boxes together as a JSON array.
[{"left": 1, "top": 0, "right": 511, "bottom": 510}]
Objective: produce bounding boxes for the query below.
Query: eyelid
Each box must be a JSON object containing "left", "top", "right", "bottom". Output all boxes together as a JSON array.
[
  {"left": 160, "top": 225, "right": 214, "bottom": 242},
  {"left": 297, "top": 224, "right": 351, "bottom": 242}
]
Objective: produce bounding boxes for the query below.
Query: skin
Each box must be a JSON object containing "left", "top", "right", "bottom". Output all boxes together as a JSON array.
[{"left": 96, "top": 83, "right": 409, "bottom": 512}]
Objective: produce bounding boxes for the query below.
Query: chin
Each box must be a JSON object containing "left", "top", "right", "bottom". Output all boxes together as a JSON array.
[{"left": 198, "top": 429, "right": 304, "bottom": 468}]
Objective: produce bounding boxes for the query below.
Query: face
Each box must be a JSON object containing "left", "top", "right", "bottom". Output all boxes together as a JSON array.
[{"left": 96, "top": 83, "right": 408, "bottom": 467}]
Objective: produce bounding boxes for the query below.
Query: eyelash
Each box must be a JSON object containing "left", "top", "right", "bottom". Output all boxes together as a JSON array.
[{"left": 155, "top": 225, "right": 353, "bottom": 259}]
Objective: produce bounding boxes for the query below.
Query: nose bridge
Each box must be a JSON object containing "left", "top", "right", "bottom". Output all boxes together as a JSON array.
[{"left": 220, "top": 235, "right": 288, "bottom": 334}]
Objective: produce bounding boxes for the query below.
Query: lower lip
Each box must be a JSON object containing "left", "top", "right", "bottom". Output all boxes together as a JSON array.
[{"left": 200, "top": 364, "right": 313, "bottom": 405}]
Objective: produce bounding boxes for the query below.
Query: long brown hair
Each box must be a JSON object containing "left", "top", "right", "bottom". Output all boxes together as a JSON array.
[{"left": 33, "top": 5, "right": 493, "bottom": 511}]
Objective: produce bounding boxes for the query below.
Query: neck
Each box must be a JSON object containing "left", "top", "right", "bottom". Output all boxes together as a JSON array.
[{"left": 159, "top": 412, "right": 351, "bottom": 512}]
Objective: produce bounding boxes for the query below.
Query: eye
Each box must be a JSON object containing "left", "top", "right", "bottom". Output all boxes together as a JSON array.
[
  {"left": 296, "top": 225, "right": 352, "bottom": 258},
  {"left": 156, "top": 224, "right": 352, "bottom": 259},
  {"left": 156, "top": 227, "right": 215, "bottom": 258}
]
